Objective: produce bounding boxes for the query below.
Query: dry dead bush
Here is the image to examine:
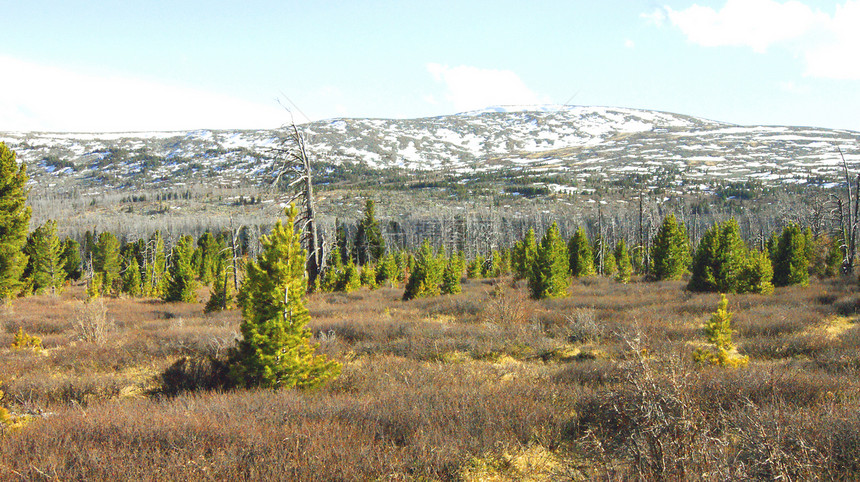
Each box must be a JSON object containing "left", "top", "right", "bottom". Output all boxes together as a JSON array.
[
  {"left": 481, "top": 284, "right": 535, "bottom": 326},
  {"left": 73, "top": 300, "right": 113, "bottom": 345}
]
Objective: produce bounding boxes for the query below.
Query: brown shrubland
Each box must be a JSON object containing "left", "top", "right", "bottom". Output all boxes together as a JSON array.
[{"left": 0, "top": 276, "right": 859, "bottom": 479}]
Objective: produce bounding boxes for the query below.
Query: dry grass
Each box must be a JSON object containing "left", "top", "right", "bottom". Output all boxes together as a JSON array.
[{"left": 1, "top": 276, "right": 859, "bottom": 479}]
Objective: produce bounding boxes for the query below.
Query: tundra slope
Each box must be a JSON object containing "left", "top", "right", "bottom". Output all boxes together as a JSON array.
[{"left": 2, "top": 105, "right": 858, "bottom": 194}]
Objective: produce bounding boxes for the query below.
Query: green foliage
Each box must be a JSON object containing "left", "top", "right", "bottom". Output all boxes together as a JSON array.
[
  {"left": 163, "top": 235, "right": 197, "bottom": 303},
  {"left": 196, "top": 232, "right": 221, "bottom": 285},
  {"left": 321, "top": 247, "right": 345, "bottom": 292},
  {"left": 61, "top": 238, "right": 82, "bottom": 281},
  {"left": 467, "top": 254, "right": 485, "bottom": 278},
  {"left": 603, "top": 249, "right": 618, "bottom": 277},
  {"left": 693, "top": 295, "right": 748, "bottom": 367},
  {"left": 568, "top": 227, "right": 594, "bottom": 277},
  {"left": 375, "top": 252, "right": 398, "bottom": 287},
  {"left": 340, "top": 260, "right": 361, "bottom": 293},
  {"left": 121, "top": 245, "right": 143, "bottom": 297},
  {"left": 360, "top": 264, "right": 378, "bottom": 289},
  {"left": 0, "top": 142, "right": 31, "bottom": 301},
  {"left": 93, "top": 232, "right": 121, "bottom": 295},
  {"left": 204, "top": 255, "right": 232, "bottom": 313},
  {"left": 229, "top": 206, "right": 340, "bottom": 389},
  {"left": 403, "top": 240, "right": 443, "bottom": 300},
  {"left": 772, "top": 224, "right": 810, "bottom": 287},
  {"left": 825, "top": 237, "right": 843, "bottom": 277},
  {"left": 614, "top": 239, "right": 632, "bottom": 283},
  {"left": 737, "top": 249, "right": 774, "bottom": 295},
  {"left": 688, "top": 219, "right": 748, "bottom": 293},
  {"left": 651, "top": 214, "right": 691, "bottom": 281},
  {"left": 441, "top": 254, "right": 463, "bottom": 295},
  {"left": 23, "top": 220, "right": 66, "bottom": 295},
  {"left": 512, "top": 229, "right": 538, "bottom": 280},
  {"left": 353, "top": 199, "right": 385, "bottom": 265},
  {"left": 87, "top": 272, "right": 103, "bottom": 299},
  {"left": 529, "top": 223, "right": 569, "bottom": 299}
]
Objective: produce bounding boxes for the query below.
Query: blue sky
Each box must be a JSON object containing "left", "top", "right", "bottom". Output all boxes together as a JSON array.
[{"left": 1, "top": 0, "right": 859, "bottom": 132}]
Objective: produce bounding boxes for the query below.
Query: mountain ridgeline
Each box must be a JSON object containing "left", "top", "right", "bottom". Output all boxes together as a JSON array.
[{"left": 2, "top": 105, "right": 859, "bottom": 197}]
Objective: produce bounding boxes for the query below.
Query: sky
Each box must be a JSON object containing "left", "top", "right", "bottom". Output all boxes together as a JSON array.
[{"left": 1, "top": 0, "right": 859, "bottom": 132}]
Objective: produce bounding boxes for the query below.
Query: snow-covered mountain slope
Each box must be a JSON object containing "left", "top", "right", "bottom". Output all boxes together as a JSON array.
[{"left": 1, "top": 105, "right": 858, "bottom": 193}]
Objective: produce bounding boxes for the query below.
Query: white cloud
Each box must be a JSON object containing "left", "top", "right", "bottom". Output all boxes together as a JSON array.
[
  {"left": 426, "top": 63, "right": 550, "bottom": 112},
  {"left": 658, "top": 0, "right": 860, "bottom": 80},
  {"left": 803, "top": 1, "right": 860, "bottom": 79},
  {"left": 625, "top": 39, "right": 636, "bottom": 49},
  {"left": 0, "top": 55, "right": 285, "bottom": 132},
  {"left": 665, "top": 0, "right": 824, "bottom": 53}
]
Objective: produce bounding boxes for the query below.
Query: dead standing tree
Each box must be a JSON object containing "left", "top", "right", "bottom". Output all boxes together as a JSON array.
[
  {"left": 831, "top": 147, "right": 859, "bottom": 275},
  {"left": 272, "top": 122, "right": 325, "bottom": 289}
]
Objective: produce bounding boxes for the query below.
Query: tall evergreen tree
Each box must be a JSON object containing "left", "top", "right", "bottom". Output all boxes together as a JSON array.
[
  {"left": 568, "top": 227, "right": 594, "bottom": 277},
  {"left": 529, "top": 223, "right": 569, "bottom": 299},
  {"left": 92, "top": 232, "right": 121, "bottom": 295},
  {"left": 441, "top": 253, "right": 462, "bottom": 295},
  {"left": 205, "top": 254, "right": 232, "bottom": 313},
  {"left": 688, "top": 219, "right": 748, "bottom": 293},
  {"left": 375, "top": 251, "right": 398, "bottom": 287},
  {"left": 23, "top": 220, "right": 65, "bottom": 295},
  {"left": 196, "top": 231, "right": 221, "bottom": 285},
  {"left": 229, "top": 206, "right": 340, "bottom": 389},
  {"left": 772, "top": 223, "right": 810, "bottom": 287},
  {"left": 651, "top": 214, "right": 692, "bottom": 281},
  {"left": 614, "top": 239, "right": 633, "bottom": 283},
  {"left": 61, "top": 238, "right": 83, "bottom": 281},
  {"left": 0, "top": 143, "right": 31, "bottom": 301},
  {"left": 512, "top": 228, "right": 538, "bottom": 280},
  {"left": 403, "top": 240, "right": 443, "bottom": 300},
  {"left": 163, "top": 235, "right": 197, "bottom": 302},
  {"left": 120, "top": 243, "right": 142, "bottom": 297},
  {"left": 353, "top": 199, "right": 385, "bottom": 265}
]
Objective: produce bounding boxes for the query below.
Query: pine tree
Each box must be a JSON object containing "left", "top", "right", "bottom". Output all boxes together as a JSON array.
[
  {"left": 92, "top": 232, "right": 121, "bottom": 295},
  {"left": 824, "top": 237, "right": 843, "bottom": 277},
  {"left": 23, "top": 220, "right": 65, "bottom": 295},
  {"left": 512, "top": 228, "right": 538, "bottom": 280},
  {"left": 603, "top": 249, "right": 618, "bottom": 277},
  {"left": 403, "top": 240, "right": 443, "bottom": 300},
  {"left": 693, "top": 294, "right": 748, "bottom": 367},
  {"left": 614, "top": 239, "right": 633, "bottom": 283},
  {"left": 467, "top": 254, "right": 485, "bottom": 278},
  {"left": 772, "top": 223, "right": 810, "bottom": 287},
  {"left": 163, "top": 235, "right": 197, "bottom": 302},
  {"left": 651, "top": 214, "right": 692, "bottom": 281},
  {"left": 61, "top": 238, "right": 83, "bottom": 281},
  {"left": 339, "top": 259, "right": 361, "bottom": 292},
  {"left": 0, "top": 142, "right": 31, "bottom": 301},
  {"left": 441, "top": 254, "right": 462, "bottom": 295},
  {"left": 361, "top": 264, "right": 379, "bottom": 289},
  {"left": 688, "top": 219, "right": 747, "bottom": 293},
  {"left": 320, "top": 247, "right": 344, "bottom": 292},
  {"left": 738, "top": 249, "right": 774, "bottom": 295},
  {"left": 229, "top": 206, "right": 340, "bottom": 389},
  {"left": 375, "top": 252, "right": 398, "bottom": 287},
  {"left": 205, "top": 254, "right": 232, "bottom": 313},
  {"left": 353, "top": 199, "right": 385, "bottom": 265},
  {"left": 196, "top": 232, "right": 221, "bottom": 285},
  {"left": 529, "top": 223, "right": 569, "bottom": 299},
  {"left": 121, "top": 244, "right": 142, "bottom": 297},
  {"left": 568, "top": 227, "right": 594, "bottom": 277}
]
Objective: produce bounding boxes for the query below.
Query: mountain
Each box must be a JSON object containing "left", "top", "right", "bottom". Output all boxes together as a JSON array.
[{"left": 2, "top": 105, "right": 858, "bottom": 195}]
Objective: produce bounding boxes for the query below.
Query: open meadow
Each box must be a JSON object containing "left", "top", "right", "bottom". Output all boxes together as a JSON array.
[{"left": 1, "top": 276, "right": 860, "bottom": 480}]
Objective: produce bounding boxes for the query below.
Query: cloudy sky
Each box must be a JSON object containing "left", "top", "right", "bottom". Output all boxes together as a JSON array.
[{"left": 1, "top": 1, "right": 859, "bottom": 132}]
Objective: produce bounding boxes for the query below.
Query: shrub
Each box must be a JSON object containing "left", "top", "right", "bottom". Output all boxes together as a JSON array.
[{"left": 11, "top": 327, "right": 42, "bottom": 352}]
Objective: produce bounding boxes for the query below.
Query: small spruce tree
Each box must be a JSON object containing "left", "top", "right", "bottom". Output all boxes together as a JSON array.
[
  {"left": 228, "top": 206, "right": 340, "bottom": 389},
  {"left": 23, "top": 220, "right": 66, "bottom": 295},
  {"left": 403, "top": 240, "right": 443, "bottom": 300},
  {"left": 568, "top": 227, "right": 594, "bottom": 277},
  {"left": 61, "top": 238, "right": 83, "bottom": 281},
  {"left": 529, "top": 223, "right": 569, "bottom": 299},
  {"left": 92, "top": 232, "right": 121, "bottom": 295},
  {"left": 614, "top": 239, "right": 632, "bottom": 283},
  {"left": 693, "top": 294, "right": 748, "bottom": 367},
  {"left": 651, "top": 214, "right": 692, "bottom": 281},
  {"left": 353, "top": 199, "right": 385, "bottom": 265},
  {"left": 163, "top": 235, "right": 197, "bottom": 303},
  {"left": 441, "top": 254, "right": 462, "bottom": 295},
  {"left": 772, "top": 223, "right": 810, "bottom": 287},
  {"left": 512, "top": 228, "right": 538, "bottom": 280}
]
